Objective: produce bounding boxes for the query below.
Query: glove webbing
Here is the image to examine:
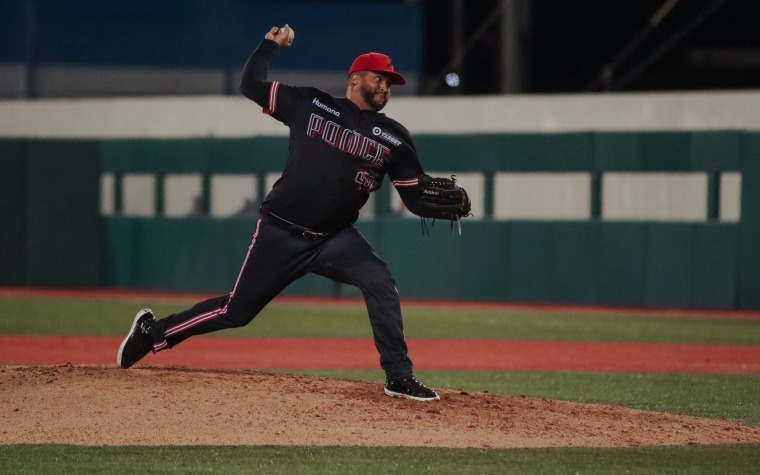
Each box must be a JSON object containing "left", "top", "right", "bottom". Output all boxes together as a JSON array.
[{"left": 419, "top": 214, "right": 464, "bottom": 236}]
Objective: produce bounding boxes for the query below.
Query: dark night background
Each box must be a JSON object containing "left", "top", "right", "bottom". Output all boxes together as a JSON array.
[
  {"left": 2, "top": 0, "right": 759, "bottom": 97},
  {"left": 416, "top": 0, "right": 760, "bottom": 95}
]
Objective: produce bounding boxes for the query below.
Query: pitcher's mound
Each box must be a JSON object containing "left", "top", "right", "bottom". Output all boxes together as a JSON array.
[{"left": 2, "top": 365, "right": 759, "bottom": 448}]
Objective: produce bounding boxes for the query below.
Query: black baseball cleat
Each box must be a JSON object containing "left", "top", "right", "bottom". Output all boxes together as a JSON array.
[
  {"left": 384, "top": 375, "right": 440, "bottom": 401},
  {"left": 117, "top": 309, "right": 156, "bottom": 369}
]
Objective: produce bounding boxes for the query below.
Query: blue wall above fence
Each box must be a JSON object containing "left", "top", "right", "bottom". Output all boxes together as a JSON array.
[{"left": 0, "top": 0, "right": 422, "bottom": 73}]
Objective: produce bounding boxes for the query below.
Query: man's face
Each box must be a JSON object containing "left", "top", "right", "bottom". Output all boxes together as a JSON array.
[{"left": 357, "top": 72, "right": 392, "bottom": 111}]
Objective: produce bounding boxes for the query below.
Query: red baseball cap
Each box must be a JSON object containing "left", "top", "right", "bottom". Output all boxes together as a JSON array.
[{"left": 349, "top": 52, "right": 406, "bottom": 85}]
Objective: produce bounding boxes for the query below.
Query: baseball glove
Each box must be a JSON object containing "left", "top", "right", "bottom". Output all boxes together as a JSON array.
[{"left": 416, "top": 174, "right": 472, "bottom": 222}]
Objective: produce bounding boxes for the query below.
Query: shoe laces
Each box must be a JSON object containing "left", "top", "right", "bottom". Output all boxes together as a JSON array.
[
  {"left": 398, "top": 375, "right": 426, "bottom": 389},
  {"left": 139, "top": 319, "right": 153, "bottom": 335}
]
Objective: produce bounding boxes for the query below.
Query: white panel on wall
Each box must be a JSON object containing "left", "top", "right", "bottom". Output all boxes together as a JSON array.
[
  {"left": 211, "top": 174, "right": 257, "bottom": 217},
  {"left": 164, "top": 174, "right": 203, "bottom": 217},
  {"left": 122, "top": 174, "right": 155, "bottom": 217},
  {"left": 602, "top": 172, "right": 708, "bottom": 221},
  {"left": 720, "top": 172, "right": 742, "bottom": 223},
  {"left": 493, "top": 173, "right": 591, "bottom": 220}
]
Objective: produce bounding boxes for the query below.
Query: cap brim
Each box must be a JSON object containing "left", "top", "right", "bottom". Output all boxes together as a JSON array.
[{"left": 372, "top": 70, "right": 406, "bottom": 85}]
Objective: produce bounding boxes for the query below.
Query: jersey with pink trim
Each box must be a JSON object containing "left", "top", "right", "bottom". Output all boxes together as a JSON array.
[{"left": 240, "top": 41, "right": 422, "bottom": 232}]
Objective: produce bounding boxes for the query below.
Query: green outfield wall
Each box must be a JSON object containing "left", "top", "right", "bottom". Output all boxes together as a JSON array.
[
  {"left": 2, "top": 129, "right": 757, "bottom": 310},
  {"left": 0, "top": 139, "right": 101, "bottom": 287}
]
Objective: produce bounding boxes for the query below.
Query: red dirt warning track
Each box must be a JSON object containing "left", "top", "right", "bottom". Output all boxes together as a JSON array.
[{"left": 2, "top": 335, "right": 759, "bottom": 374}]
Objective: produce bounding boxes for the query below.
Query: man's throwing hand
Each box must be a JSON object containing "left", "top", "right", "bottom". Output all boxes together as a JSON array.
[{"left": 266, "top": 24, "right": 295, "bottom": 48}]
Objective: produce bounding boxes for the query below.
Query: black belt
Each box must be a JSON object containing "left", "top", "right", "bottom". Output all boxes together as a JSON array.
[{"left": 262, "top": 209, "right": 331, "bottom": 241}]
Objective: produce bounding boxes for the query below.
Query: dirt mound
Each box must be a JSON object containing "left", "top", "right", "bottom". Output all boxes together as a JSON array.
[{"left": 2, "top": 365, "right": 759, "bottom": 448}]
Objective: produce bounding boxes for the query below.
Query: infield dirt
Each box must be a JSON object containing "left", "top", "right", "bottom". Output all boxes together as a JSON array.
[{"left": 2, "top": 364, "right": 760, "bottom": 448}]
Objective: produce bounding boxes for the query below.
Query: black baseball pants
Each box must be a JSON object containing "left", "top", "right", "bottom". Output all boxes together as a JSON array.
[{"left": 149, "top": 214, "right": 414, "bottom": 380}]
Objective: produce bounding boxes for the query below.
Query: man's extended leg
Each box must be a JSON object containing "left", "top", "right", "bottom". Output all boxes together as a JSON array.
[{"left": 117, "top": 218, "right": 321, "bottom": 367}]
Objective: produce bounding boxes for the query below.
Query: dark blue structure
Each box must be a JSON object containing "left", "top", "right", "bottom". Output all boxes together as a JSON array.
[{"left": 0, "top": 0, "right": 422, "bottom": 96}]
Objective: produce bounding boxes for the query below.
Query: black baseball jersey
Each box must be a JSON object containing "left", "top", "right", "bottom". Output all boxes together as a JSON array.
[{"left": 240, "top": 40, "right": 423, "bottom": 232}]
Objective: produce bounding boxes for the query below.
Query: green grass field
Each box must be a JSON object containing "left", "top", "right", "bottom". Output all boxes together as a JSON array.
[{"left": 1, "top": 294, "right": 759, "bottom": 474}]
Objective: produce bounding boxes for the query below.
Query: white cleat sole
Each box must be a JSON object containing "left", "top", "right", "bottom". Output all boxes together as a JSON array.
[{"left": 384, "top": 387, "right": 441, "bottom": 401}]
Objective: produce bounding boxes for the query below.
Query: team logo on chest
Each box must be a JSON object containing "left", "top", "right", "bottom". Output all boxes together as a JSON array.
[
  {"left": 306, "top": 113, "right": 389, "bottom": 166},
  {"left": 372, "top": 126, "right": 402, "bottom": 146}
]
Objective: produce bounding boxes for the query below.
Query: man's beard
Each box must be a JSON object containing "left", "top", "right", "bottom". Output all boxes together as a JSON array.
[{"left": 360, "top": 84, "right": 388, "bottom": 111}]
